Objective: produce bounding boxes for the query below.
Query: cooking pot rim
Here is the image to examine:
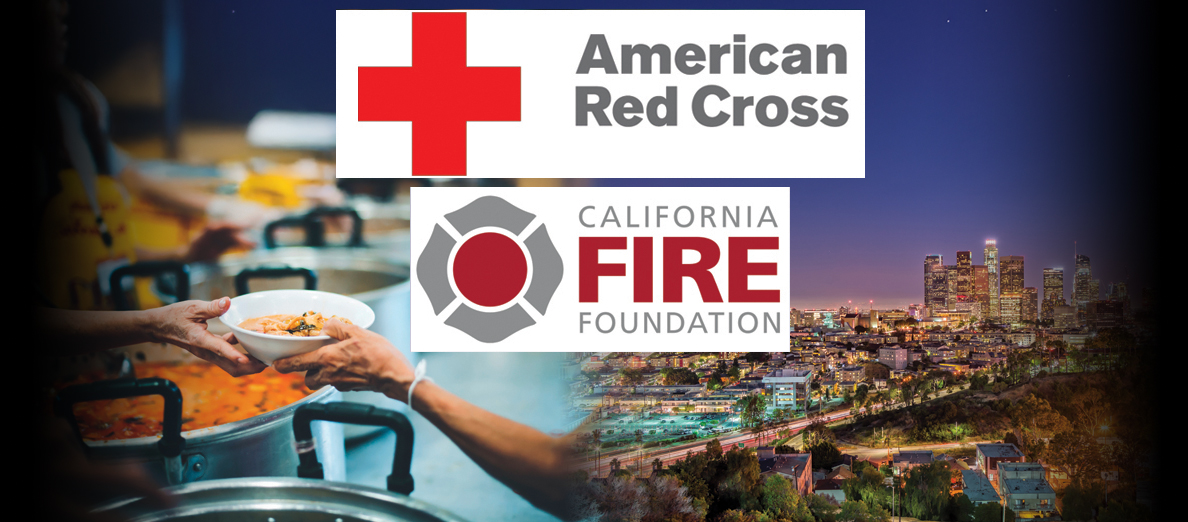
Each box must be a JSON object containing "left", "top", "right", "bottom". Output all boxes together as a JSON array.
[
  {"left": 82, "top": 385, "right": 338, "bottom": 448},
  {"left": 96, "top": 476, "right": 468, "bottom": 522}
]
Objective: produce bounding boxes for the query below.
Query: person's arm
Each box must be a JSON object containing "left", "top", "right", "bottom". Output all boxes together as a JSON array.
[
  {"left": 273, "top": 321, "right": 577, "bottom": 519},
  {"left": 36, "top": 298, "right": 266, "bottom": 376},
  {"left": 404, "top": 382, "right": 576, "bottom": 517},
  {"left": 119, "top": 167, "right": 213, "bottom": 218}
]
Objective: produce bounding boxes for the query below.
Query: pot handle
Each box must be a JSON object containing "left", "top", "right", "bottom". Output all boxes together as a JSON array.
[
  {"left": 306, "top": 207, "right": 365, "bottom": 248},
  {"left": 54, "top": 378, "right": 187, "bottom": 461},
  {"left": 292, "top": 402, "right": 414, "bottom": 495},
  {"left": 234, "top": 266, "right": 318, "bottom": 296},
  {"left": 109, "top": 261, "right": 191, "bottom": 311},
  {"left": 264, "top": 207, "right": 365, "bottom": 249},
  {"left": 263, "top": 216, "right": 308, "bottom": 249}
]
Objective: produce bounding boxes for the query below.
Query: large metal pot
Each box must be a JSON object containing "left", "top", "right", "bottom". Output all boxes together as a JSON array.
[
  {"left": 192, "top": 250, "right": 413, "bottom": 439},
  {"left": 97, "top": 403, "right": 466, "bottom": 522},
  {"left": 110, "top": 210, "right": 414, "bottom": 440},
  {"left": 55, "top": 377, "right": 344, "bottom": 486}
]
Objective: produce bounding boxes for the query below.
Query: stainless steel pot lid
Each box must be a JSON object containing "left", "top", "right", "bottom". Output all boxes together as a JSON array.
[{"left": 97, "top": 477, "right": 468, "bottom": 522}]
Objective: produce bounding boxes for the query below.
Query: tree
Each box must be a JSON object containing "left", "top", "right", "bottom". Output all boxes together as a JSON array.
[
  {"left": 836, "top": 499, "right": 888, "bottom": 522},
  {"left": 1049, "top": 430, "right": 1104, "bottom": 486},
  {"left": 808, "top": 439, "right": 843, "bottom": 470},
  {"left": 592, "top": 429, "right": 603, "bottom": 478},
  {"left": 760, "top": 475, "right": 815, "bottom": 522},
  {"left": 972, "top": 502, "right": 1014, "bottom": 522},
  {"left": 863, "top": 362, "right": 891, "bottom": 380},
  {"left": 739, "top": 394, "right": 768, "bottom": 436},
  {"left": 1059, "top": 482, "right": 1104, "bottom": 521},
  {"left": 1008, "top": 394, "right": 1070, "bottom": 461},
  {"left": 662, "top": 367, "right": 700, "bottom": 385},
  {"left": 635, "top": 429, "right": 646, "bottom": 475},
  {"left": 806, "top": 493, "right": 842, "bottom": 522},
  {"left": 620, "top": 367, "right": 646, "bottom": 386},
  {"left": 949, "top": 493, "right": 975, "bottom": 522},
  {"left": 899, "top": 461, "right": 952, "bottom": 520},
  {"left": 1097, "top": 499, "right": 1150, "bottom": 522},
  {"left": 728, "top": 365, "right": 742, "bottom": 381},
  {"left": 706, "top": 438, "right": 724, "bottom": 460},
  {"left": 708, "top": 373, "right": 725, "bottom": 390}
]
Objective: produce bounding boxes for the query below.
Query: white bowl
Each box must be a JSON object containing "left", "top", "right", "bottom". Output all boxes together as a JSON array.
[{"left": 220, "top": 290, "right": 376, "bottom": 365}]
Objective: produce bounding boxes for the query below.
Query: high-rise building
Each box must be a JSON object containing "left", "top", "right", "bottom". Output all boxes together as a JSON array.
[
  {"left": 1001, "top": 256, "right": 1024, "bottom": 294},
  {"left": 1000, "top": 293, "right": 1022, "bottom": 323},
  {"left": 1042, "top": 268, "right": 1066, "bottom": 322},
  {"left": 1086, "top": 300, "right": 1124, "bottom": 329},
  {"left": 972, "top": 265, "right": 989, "bottom": 318},
  {"left": 1072, "top": 254, "right": 1098, "bottom": 325},
  {"left": 956, "top": 251, "right": 972, "bottom": 296},
  {"left": 925, "top": 255, "right": 947, "bottom": 315},
  {"left": 945, "top": 265, "right": 959, "bottom": 310},
  {"left": 985, "top": 240, "right": 1000, "bottom": 318},
  {"left": 1022, "top": 287, "right": 1038, "bottom": 323},
  {"left": 1107, "top": 282, "right": 1131, "bottom": 320}
]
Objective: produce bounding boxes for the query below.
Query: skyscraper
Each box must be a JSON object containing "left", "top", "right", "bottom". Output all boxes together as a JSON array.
[
  {"left": 1073, "top": 254, "right": 1098, "bottom": 325},
  {"left": 1001, "top": 256, "right": 1024, "bottom": 294},
  {"left": 925, "top": 255, "right": 947, "bottom": 316},
  {"left": 1042, "top": 268, "right": 1066, "bottom": 322},
  {"left": 998, "top": 255, "right": 1024, "bottom": 323},
  {"left": 985, "top": 240, "right": 1000, "bottom": 318},
  {"left": 945, "top": 264, "right": 959, "bottom": 310},
  {"left": 1022, "top": 287, "right": 1038, "bottom": 323},
  {"left": 973, "top": 264, "right": 989, "bottom": 318},
  {"left": 956, "top": 251, "right": 972, "bottom": 296},
  {"left": 1000, "top": 293, "right": 1021, "bottom": 323}
]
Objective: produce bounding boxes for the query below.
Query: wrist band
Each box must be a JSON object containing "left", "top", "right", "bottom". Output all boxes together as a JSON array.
[{"left": 408, "top": 359, "right": 434, "bottom": 412}]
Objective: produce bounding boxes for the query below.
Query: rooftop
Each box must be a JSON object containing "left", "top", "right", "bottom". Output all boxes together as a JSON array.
[
  {"left": 760, "top": 454, "right": 812, "bottom": 477},
  {"left": 1002, "top": 477, "right": 1056, "bottom": 496},
  {"left": 976, "top": 443, "right": 1024, "bottom": 460},
  {"left": 894, "top": 450, "right": 935, "bottom": 465},
  {"left": 961, "top": 470, "right": 999, "bottom": 503},
  {"left": 764, "top": 369, "right": 813, "bottom": 379}
]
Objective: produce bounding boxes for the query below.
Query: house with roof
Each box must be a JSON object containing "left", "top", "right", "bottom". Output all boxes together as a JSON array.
[
  {"left": 759, "top": 452, "right": 814, "bottom": 496},
  {"left": 960, "top": 470, "right": 1000, "bottom": 506},
  {"left": 997, "top": 462, "right": 1057, "bottom": 519},
  {"left": 975, "top": 443, "right": 1025, "bottom": 484},
  {"left": 892, "top": 450, "right": 934, "bottom": 473},
  {"left": 813, "top": 478, "right": 846, "bottom": 504},
  {"left": 826, "top": 464, "right": 856, "bottom": 481}
]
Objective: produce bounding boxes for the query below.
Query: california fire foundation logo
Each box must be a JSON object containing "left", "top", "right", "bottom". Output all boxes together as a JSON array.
[{"left": 416, "top": 197, "right": 563, "bottom": 342}]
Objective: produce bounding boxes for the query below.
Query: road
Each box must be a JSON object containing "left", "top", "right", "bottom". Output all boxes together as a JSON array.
[
  {"left": 575, "top": 408, "right": 855, "bottom": 477},
  {"left": 574, "top": 384, "right": 977, "bottom": 477}
]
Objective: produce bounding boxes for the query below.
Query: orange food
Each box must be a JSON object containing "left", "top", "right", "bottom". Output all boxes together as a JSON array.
[
  {"left": 71, "top": 362, "right": 312, "bottom": 441},
  {"left": 239, "top": 311, "right": 352, "bottom": 337}
]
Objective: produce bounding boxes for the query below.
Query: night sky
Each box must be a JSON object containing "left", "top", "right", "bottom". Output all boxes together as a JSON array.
[{"left": 66, "top": 0, "right": 1160, "bottom": 310}]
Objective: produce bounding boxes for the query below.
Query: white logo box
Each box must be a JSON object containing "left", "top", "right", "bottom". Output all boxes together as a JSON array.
[
  {"left": 337, "top": 10, "right": 865, "bottom": 178},
  {"left": 410, "top": 187, "right": 791, "bottom": 352}
]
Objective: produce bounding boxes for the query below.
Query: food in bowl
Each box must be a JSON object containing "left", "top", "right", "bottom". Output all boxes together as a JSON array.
[
  {"left": 67, "top": 361, "right": 312, "bottom": 440},
  {"left": 238, "top": 311, "right": 354, "bottom": 337},
  {"left": 220, "top": 290, "right": 376, "bottom": 365}
]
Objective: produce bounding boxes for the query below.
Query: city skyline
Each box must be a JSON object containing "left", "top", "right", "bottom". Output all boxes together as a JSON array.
[{"left": 787, "top": 237, "right": 1134, "bottom": 311}]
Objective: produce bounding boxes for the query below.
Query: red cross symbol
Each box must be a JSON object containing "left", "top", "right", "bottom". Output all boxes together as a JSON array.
[{"left": 358, "top": 12, "right": 521, "bottom": 176}]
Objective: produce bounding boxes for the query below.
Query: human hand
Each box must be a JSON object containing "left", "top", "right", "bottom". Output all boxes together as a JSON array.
[
  {"left": 184, "top": 222, "right": 257, "bottom": 262},
  {"left": 273, "top": 319, "right": 414, "bottom": 399},
  {"left": 145, "top": 298, "right": 267, "bottom": 376},
  {"left": 205, "top": 197, "right": 285, "bottom": 229}
]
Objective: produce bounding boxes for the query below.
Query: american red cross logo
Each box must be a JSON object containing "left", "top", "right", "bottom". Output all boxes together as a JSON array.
[{"left": 358, "top": 12, "right": 521, "bottom": 176}]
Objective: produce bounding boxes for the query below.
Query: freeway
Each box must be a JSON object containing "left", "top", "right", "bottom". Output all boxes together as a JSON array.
[{"left": 574, "top": 408, "right": 855, "bottom": 477}]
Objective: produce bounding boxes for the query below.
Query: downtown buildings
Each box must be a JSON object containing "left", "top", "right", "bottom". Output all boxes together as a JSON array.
[{"left": 921, "top": 241, "right": 1129, "bottom": 328}]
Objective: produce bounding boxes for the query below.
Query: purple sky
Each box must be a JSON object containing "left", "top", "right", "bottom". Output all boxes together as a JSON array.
[{"left": 595, "top": 0, "right": 1157, "bottom": 310}]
